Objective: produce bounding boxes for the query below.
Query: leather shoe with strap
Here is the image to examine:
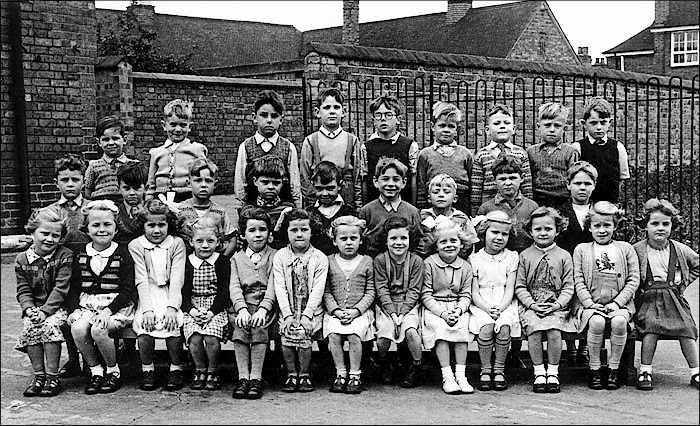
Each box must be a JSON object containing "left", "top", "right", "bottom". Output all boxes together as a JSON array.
[
  {"left": 99, "top": 372, "right": 121, "bottom": 393},
  {"left": 247, "top": 379, "right": 263, "bottom": 399},
  {"left": 606, "top": 369, "right": 620, "bottom": 390},
  {"left": 85, "top": 374, "right": 104, "bottom": 395},
  {"left": 588, "top": 369, "right": 603, "bottom": 390},
  {"left": 39, "top": 376, "right": 62, "bottom": 397},
  {"left": 637, "top": 372, "right": 653, "bottom": 391},
  {"left": 492, "top": 371, "right": 508, "bottom": 391},
  {"left": 23, "top": 375, "right": 46, "bottom": 397}
]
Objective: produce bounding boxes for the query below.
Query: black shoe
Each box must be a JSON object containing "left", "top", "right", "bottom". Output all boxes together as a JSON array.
[
  {"left": 492, "top": 371, "right": 508, "bottom": 391},
  {"left": 140, "top": 370, "right": 156, "bottom": 391},
  {"left": 606, "top": 369, "right": 620, "bottom": 390},
  {"left": 297, "top": 376, "right": 314, "bottom": 392},
  {"left": 191, "top": 371, "right": 207, "bottom": 390},
  {"left": 588, "top": 370, "right": 603, "bottom": 390},
  {"left": 533, "top": 375, "right": 547, "bottom": 393},
  {"left": 85, "top": 374, "right": 104, "bottom": 395},
  {"left": 400, "top": 363, "right": 423, "bottom": 388},
  {"left": 247, "top": 379, "right": 262, "bottom": 399},
  {"left": 232, "top": 378, "right": 250, "bottom": 399},
  {"left": 164, "top": 370, "right": 184, "bottom": 391},
  {"left": 59, "top": 358, "right": 82, "bottom": 378},
  {"left": 329, "top": 375, "right": 347, "bottom": 393},
  {"left": 546, "top": 375, "right": 561, "bottom": 393},
  {"left": 345, "top": 375, "right": 362, "bottom": 394},
  {"left": 39, "top": 376, "right": 62, "bottom": 397},
  {"left": 281, "top": 375, "right": 297, "bottom": 393},
  {"left": 204, "top": 373, "right": 221, "bottom": 391},
  {"left": 99, "top": 372, "right": 121, "bottom": 393},
  {"left": 691, "top": 373, "right": 699, "bottom": 390},
  {"left": 637, "top": 372, "right": 653, "bottom": 391},
  {"left": 379, "top": 361, "right": 395, "bottom": 385},
  {"left": 23, "top": 375, "right": 46, "bottom": 397},
  {"left": 477, "top": 372, "right": 492, "bottom": 391}
]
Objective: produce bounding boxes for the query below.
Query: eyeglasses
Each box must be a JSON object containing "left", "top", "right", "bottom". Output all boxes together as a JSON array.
[{"left": 372, "top": 111, "right": 395, "bottom": 120}]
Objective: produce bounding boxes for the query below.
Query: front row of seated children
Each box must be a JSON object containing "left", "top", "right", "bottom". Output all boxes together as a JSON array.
[{"left": 14, "top": 193, "right": 699, "bottom": 397}]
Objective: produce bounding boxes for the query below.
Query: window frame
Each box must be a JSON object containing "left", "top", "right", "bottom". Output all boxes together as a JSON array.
[{"left": 670, "top": 30, "right": 699, "bottom": 67}]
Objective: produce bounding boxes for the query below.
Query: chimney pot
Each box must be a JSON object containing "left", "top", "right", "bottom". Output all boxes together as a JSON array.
[
  {"left": 446, "top": 0, "right": 472, "bottom": 26},
  {"left": 343, "top": 0, "right": 360, "bottom": 45}
]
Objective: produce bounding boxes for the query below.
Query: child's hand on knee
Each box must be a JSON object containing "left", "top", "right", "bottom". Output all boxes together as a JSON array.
[
  {"left": 33, "top": 310, "right": 47, "bottom": 324},
  {"left": 94, "top": 309, "right": 112, "bottom": 330},
  {"left": 250, "top": 308, "right": 267, "bottom": 328},
  {"left": 280, "top": 315, "right": 295, "bottom": 334},
  {"left": 142, "top": 310, "right": 157, "bottom": 332},
  {"left": 300, "top": 315, "right": 313, "bottom": 335},
  {"left": 163, "top": 307, "right": 180, "bottom": 332},
  {"left": 235, "top": 309, "right": 252, "bottom": 328}
]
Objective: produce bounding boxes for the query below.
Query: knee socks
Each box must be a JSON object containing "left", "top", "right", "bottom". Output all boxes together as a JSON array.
[
  {"left": 587, "top": 330, "right": 604, "bottom": 370},
  {"left": 494, "top": 335, "right": 511, "bottom": 374},
  {"left": 478, "top": 335, "right": 494, "bottom": 374},
  {"left": 609, "top": 331, "right": 627, "bottom": 369}
]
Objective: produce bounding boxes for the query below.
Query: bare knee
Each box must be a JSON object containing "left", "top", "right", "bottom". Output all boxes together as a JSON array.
[
  {"left": 71, "top": 320, "right": 91, "bottom": 340},
  {"left": 347, "top": 335, "right": 361, "bottom": 347},
  {"left": 610, "top": 316, "right": 627, "bottom": 333},
  {"left": 496, "top": 326, "right": 510, "bottom": 339},
  {"left": 588, "top": 315, "right": 607, "bottom": 333},
  {"left": 479, "top": 324, "right": 495, "bottom": 340}
]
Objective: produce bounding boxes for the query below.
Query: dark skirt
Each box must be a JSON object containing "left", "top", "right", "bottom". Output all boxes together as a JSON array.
[{"left": 635, "top": 283, "right": 698, "bottom": 339}]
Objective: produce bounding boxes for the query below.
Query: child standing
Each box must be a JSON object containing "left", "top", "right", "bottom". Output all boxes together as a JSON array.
[
  {"left": 84, "top": 115, "right": 138, "bottom": 203},
  {"left": 324, "top": 216, "right": 376, "bottom": 394},
  {"left": 15, "top": 208, "right": 72, "bottom": 397},
  {"left": 229, "top": 208, "right": 277, "bottom": 399},
  {"left": 300, "top": 88, "right": 364, "bottom": 212},
  {"left": 417, "top": 101, "right": 474, "bottom": 215},
  {"left": 526, "top": 102, "right": 580, "bottom": 208},
  {"left": 115, "top": 161, "right": 147, "bottom": 245},
  {"left": 471, "top": 104, "right": 533, "bottom": 214},
  {"left": 421, "top": 219, "right": 474, "bottom": 394},
  {"left": 515, "top": 207, "right": 577, "bottom": 393},
  {"left": 307, "top": 161, "right": 358, "bottom": 255},
  {"left": 468, "top": 210, "right": 521, "bottom": 391},
  {"left": 362, "top": 94, "right": 419, "bottom": 204},
  {"left": 273, "top": 209, "right": 329, "bottom": 392},
  {"left": 359, "top": 158, "right": 423, "bottom": 258},
  {"left": 233, "top": 90, "right": 302, "bottom": 210},
  {"left": 178, "top": 158, "right": 237, "bottom": 257},
  {"left": 128, "top": 199, "right": 187, "bottom": 391},
  {"left": 416, "top": 173, "right": 479, "bottom": 258},
  {"left": 571, "top": 97, "right": 630, "bottom": 204},
  {"left": 374, "top": 216, "right": 425, "bottom": 388},
  {"left": 146, "top": 99, "right": 208, "bottom": 203},
  {"left": 573, "top": 201, "right": 640, "bottom": 390},
  {"left": 633, "top": 198, "right": 700, "bottom": 391},
  {"left": 182, "top": 216, "right": 232, "bottom": 391},
  {"left": 67, "top": 200, "right": 136, "bottom": 395}
]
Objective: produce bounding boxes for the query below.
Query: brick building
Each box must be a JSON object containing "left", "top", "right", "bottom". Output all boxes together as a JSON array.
[{"left": 603, "top": 0, "right": 699, "bottom": 79}]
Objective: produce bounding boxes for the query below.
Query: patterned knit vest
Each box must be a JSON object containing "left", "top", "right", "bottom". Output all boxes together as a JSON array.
[
  {"left": 243, "top": 136, "right": 291, "bottom": 182},
  {"left": 76, "top": 252, "right": 123, "bottom": 293}
]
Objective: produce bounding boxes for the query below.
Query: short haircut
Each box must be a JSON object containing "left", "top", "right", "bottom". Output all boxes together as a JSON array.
[
  {"left": 250, "top": 155, "right": 287, "bottom": 180},
  {"left": 431, "top": 101, "right": 462, "bottom": 123},
  {"left": 475, "top": 210, "right": 514, "bottom": 240},
  {"left": 316, "top": 87, "right": 344, "bottom": 108},
  {"left": 117, "top": 161, "right": 146, "bottom": 187},
  {"left": 378, "top": 215, "right": 418, "bottom": 251},
  {"left": 369, "top": 94, "right": 402, "bottom": 115},
  {"left": 492, "top": 155, "right": 523, "bottom": 177},
  {"left": 583, "top": 201, "right": 625, "bottom": 229},
  {"left": 428, "top": 173, "right": 457, "bottom": 193},
  {"left": 254, "top": 90, "right": 285, "bottom": 115},
  {"left": 581, "top": 96, "right": 613, "bottom": 120},
  {"left": 330, "top": 215, "right": 366, "bottom": 238},
  {"left": 311, "top": 161, "right": 342, "bottom": 185},
  {"left": 485, "top": 103, "right": 513, "bottom": 124},
  {"left": 191, "top": 215, "right": 223, "bottom": 239},
  {"left": 538, "top": 102, "right": 569, "bottom": 122},
  {"left": 163, "top": 99, "right": 194, "bottom": 120},
  {"left": 373, "top": 156, "right": 408, "bottom": 179},
  {"left": 522, "top": 206, "right": 569, "bottom": 235},
  {"left": 134, "top": 199, "right": 182, "bottom": 236},
  {"left": 54, "top": 154, "right": 86, "bottom": 176},
  {"left": 280, "top": 208, "right": 322, "bottom": 237},
  {"left": 189, "top": 157, "right": 219, "bottom": 179},
  {"left": 427, "top": 218, "right": 471, "bottom": 254},
  {"left": 635, "top": 198, "right": 683, "bottom": 230},
  {"left": 566, "top": 160, "right": 598, "bottom": 183},
  {"left": 25, "top": 207, "right": 68, "bottom": 238},
  {"left": 238, "top": 207, "right": 272, "bottom": 234},
  {"left": 97, "top": 115, "right": 126, "bottom": 138}
]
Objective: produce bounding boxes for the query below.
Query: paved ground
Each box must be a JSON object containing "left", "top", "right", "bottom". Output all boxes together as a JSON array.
[{"left": 1, "top": 196, "right": 698, "bottom": 424}]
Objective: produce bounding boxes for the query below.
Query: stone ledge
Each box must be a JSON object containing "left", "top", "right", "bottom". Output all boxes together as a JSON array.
[{"left": 1, "top": 235, "right": 33, "bottom": 254}]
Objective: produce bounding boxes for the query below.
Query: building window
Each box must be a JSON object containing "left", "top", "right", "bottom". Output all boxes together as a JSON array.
[
  {"left": 671, "top": 30, "right": 699, "bottom": 66},
  {"left": 539, "top": 32, "right": 546, "bottom": 57}
]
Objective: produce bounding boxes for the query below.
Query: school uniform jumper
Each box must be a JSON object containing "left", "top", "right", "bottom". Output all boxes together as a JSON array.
[{"left": 374, "top": 252, "right": 424, "bottom": 342}]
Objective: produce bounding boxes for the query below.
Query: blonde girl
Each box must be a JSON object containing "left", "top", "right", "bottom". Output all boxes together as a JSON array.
[
  {"left": 468, "top": 210, "right": 521, "bottom": 391},
  {"left": 67, "top": 200, "right": 136, "bottom": 395},
  {"left": 421, "top": 219, "right": 474, "bottom": 394},
  {"left": 324, "top": 215, "right": 375, "bottom": 394},
  {"left": 574, "top": 201, "right": 639, "bottom": 391},
  {"left": 15, "top": 207, "right": 72, "bottom": 397}
]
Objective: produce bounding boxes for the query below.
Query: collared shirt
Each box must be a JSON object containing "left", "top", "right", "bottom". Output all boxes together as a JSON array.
[
  {"left": 245, "top": 247, "right": 263, "bottom": 265},
  {"left": 571, "top": 136, "right": 630, "bottom": 180},
  {"left": 319, "top": 126, "right": 342, "bottom": 139},
  {"left": 86, "top": 241, "right": 118, "bottom": 275},
  {"left": 139, "top": 235, "right": 174, "bottom": 286},
  {"left": 486, "top": 140, "right": 516, "bottom": 158},
  {"left": 26, "top": 245, "right": 54, "bottom": 264},
  {"left": 432, "top": 140, "right": 458, "bottom": 157},
  {"left": 101, "top": 153, "right": 129, "bottom": 168},
  {"left": 254, "top": 131, "right": 280, "bottom": 153},
  {"left": 189, "top": 252, "right": 219, "bottom": 269},
  {"left": 586, "top": 134, "right": 609, "bottom": 145},
  {"left": 58, "top": 194, "right": 84, "bottom": 211},
  {"left": 163, "top": 138, "right": 189, "bottom": 150},
  {"left": 494, "top": 191, "right": 523, "bottom": 207},
  {"left": 314, "top": 194, "right": 344, "bottom": 219},
  {"left": 379, "top": 195, "right": 402, "bottom": 212}
]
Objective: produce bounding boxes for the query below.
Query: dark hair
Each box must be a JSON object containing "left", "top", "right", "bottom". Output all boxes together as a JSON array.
[
  {"left": 117, "top": 160, "right": 146, "bottom": 188},
  {"left": 378, "top": 216, "right": 418, "bottom": 251},
  {"left": 254, "top": 90, "right": 285, "bottom": 115},
  {"left": 373, "top": 156, "right": 408, "bottom": 179},
  {"left": 134, "top": 199, "right": 182, "bottom": 236},
  {"left": 311, "top": 161, "right": 341, "bottom": 185},
  {"left": 635, "top": 198, "right": 683, "bottom": 230},
  {"left": 280, "top": 208, "right": 322, "bottom": 237},
  {"left": 189, "top": 157, "right": 219, "bottom": 179},
  {"left": 582, "top": 96, "right": 613, "bottom": 121},
  {"left": 492, "top": 155, "right": 522, "bottom": 177},
  {"left": 522, "top": 206, "right": 569, "bottom": 235},
  {"left": 369, "top": 94, "right": 402, "bottom": 115},
  {"left": 97, "top": 115, "right": 126, "bottom": 138},
  {"left": 238, "top": 207, "right": 272, "bottom": 234},
  {"left": 485, "top": 103, "right": 513, "bottom": 124},
  {"left": 54, "top": 154, "right": 86, "bottom": 177},
  {"left": 316, "top": 87, "right": 344, "bottom": 108},
  {"left": 246, "top": 155, "right": 293, "bottom": 203}
]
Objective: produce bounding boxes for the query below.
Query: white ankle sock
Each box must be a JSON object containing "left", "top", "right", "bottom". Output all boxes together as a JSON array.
[
  {"left": 170, "top": 364, "right": 183, "bottom": 372},
  {"left": 106, "top": 365, "right": 120, "bottom": 377},
  {"left": 142, "top": 363, "right": 155, "bottom": 372},
  {"left": 546, "top": 364, "right": 559, "bottom": 376},
  {"left": 455, "top": 364, "right": 466, "bottom": 379},
  {"left": 89, "top": 365, "right": 104, "bottom": 377},
  {"left": 441, "top": 366, "right": 454, "bottom": 379},
  {"left": 640, "top": 364, "right": 652, "bottom": 374}
]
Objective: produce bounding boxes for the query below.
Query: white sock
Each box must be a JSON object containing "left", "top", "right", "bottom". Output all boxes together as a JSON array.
[
  {"left": 640, "top": 364, "right": 652, "bottom": 374},
  {"left": 455, "top": 364, "right": 466, "bottom": 379},
  {"left": 546, "top": 364, "right": 559, "bottom": 376},
  {"left": 441, "top": 366, "right": 454, "bottom": 379},
  {"left": 533, "top": 364, "right": 546, "bottom": 384},
  {"left": 89, "top": 365, "right": 104, "bottom": 377},
  {"left": 106, "top": 365, "right": 120, "bottom": 377},
  {"left": 170, "top": 364, "right": 183, "bottom": 372},
  {"left": 336, "top": 367, "right": 348, "bottom": 377},
  {"left": 348, "top": 370, "right": 361, "bottom": 378},
  {"left": 141, "top": 363, "right": 155, "bottom": 372},
  {"left": 690, "top": 367, "right": 699, "bottom": 376}
]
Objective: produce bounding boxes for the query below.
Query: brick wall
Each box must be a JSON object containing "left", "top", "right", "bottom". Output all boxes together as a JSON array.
[
  {"left": 653, "top": 32, "right": 698, "bottom": 81},
  {"left": 509, "top": 3, "right": 580, "bottom": 66},
  {"left": 1, "top": 0, "right": 97, "bottom": 234}
]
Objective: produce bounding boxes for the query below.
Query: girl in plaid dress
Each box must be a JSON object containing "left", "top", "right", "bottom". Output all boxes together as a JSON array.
[{"left": 182, "top": 216, "right": 232, "bottom": 391}]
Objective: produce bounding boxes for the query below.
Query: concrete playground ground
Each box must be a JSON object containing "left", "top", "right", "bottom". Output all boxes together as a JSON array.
[{"left": 1, "top": 196, "right": 699, "bottom": 424}]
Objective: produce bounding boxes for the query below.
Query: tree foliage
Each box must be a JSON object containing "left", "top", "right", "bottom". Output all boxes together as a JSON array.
[{"left": 97, "top": 1, "right": 197, "bottom": 74}]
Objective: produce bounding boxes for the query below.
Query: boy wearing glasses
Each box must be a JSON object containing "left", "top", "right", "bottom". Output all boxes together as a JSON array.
[{"left": 362, "top": 94, "right": 419, "bottom": 205}]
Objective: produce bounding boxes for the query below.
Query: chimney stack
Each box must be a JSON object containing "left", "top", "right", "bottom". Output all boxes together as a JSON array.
[
  {"left": 446, "top": 0, "right": 472, "bottom": 25},
  {"left": 128, "top": 2, "right": 156, "bottom": 30},
  {"left": 654, "top": 0, "right": 670, "bottom": 25},
  {"left": 342, "top": 0, "right": 360, "bottom": 45},
  {"left": 577, "top": 47, "right": 592, "bottom": 65}
]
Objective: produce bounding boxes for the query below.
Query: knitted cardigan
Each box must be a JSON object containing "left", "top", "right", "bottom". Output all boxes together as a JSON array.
[
  {"left": 374, "top": 251, "right": 424, "bottom": 316},
  {"left": 146, "top": 139, "right": 207, "bottom": 199},
  {"left": 515, "top": 244, "right": 575, "bottom": 310},
  {"left": 272, "top": 246, "right": 328, "bottom": 320},
  {"left": 229, "top": 246, "right": 277, "bottom": 314},
  {"left": 128, "top": 235, "right": 187, "bottom": 311},
  {"left": 633, "top": 239, "right": 699, "bottom": 293},
  {"left": 421, "top": 253, "right": 473, "bottom": 316},
  {"left": 323, "top": 254, "right": 375, "bottom": 314},
  {"left": 15, "top": 245, "right": 73, "bottom": 317}
]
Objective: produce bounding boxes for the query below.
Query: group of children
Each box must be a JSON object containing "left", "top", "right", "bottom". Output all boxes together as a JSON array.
[{"left": 14, "top": 88, "right": 699, "bottom": 402}]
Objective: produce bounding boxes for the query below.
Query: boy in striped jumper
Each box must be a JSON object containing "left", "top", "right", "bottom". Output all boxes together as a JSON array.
[
  {"left": 471, "top": 104, "right": 533, "bottom": 215},
  {"left": 527, "top": 102, "right": 579, "bottom": 207}
]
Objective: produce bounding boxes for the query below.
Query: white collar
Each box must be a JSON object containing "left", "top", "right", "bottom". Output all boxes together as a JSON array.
[
  {"left": 534, "top": 243, "right": 557, "bottom": 253},
  {"left": 487, "top": 140, "right": 515, "bottom": 149},
  {"left": 379, "top": 195, "right": 402, "bottom": 211},
  {"left": 254, "top": 131, "right": 279, "bottom": 145},
  {"left": 86, "top": 242, "right": 118, "bottom": 258},
  {"left": 368, "top": 131, "right": 400, "bottom": 143},
  {"left": 26, "top": 246, "right": 54, "bottom": 264},
  {"left": 101, "top": 153, "right": 129, "bottom": 164},
  {"left": 58, "top": 194, "right": 84, "bottom": 207},
  {"left": 431, "top": 253, "right": 464, "bottom": 269},
  {"left": 319, "top": 126, "right": 343, "bottom": 138},
  {"left": 432, "top": 140, "right": 458, "bottom": 150},
  {"left": 138, "top": 235, "right": 174, "bottom": 249},
  {"left": 189, "top": 252, "right": 219, "bottom": 268},
  {"left": 586, "top": 134, "right": 609, "bottom": 145},
  {"left": 314, "top": 194, "right": 344, "bottom": 208},
  {"left": 163, "top": 138, "right": 191, "bottom": 149}
]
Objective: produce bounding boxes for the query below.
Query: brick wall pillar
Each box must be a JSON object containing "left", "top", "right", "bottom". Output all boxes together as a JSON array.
[{"left": 342, "top": 0, "right": 359, "bottom": 45}]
